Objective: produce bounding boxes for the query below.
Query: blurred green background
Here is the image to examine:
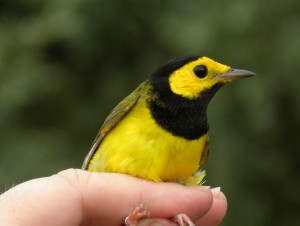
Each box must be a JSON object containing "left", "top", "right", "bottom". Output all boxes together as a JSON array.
[{"left": 0, "top": 0, "right": 299, "bottom": 225}]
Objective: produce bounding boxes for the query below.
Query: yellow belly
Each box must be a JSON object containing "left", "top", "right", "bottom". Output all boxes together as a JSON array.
[{"left": 88, "top": 100, "right": 208, "bottom": 182}]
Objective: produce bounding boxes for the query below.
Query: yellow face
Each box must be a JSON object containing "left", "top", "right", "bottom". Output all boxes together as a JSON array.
[{"left": 169, "top": 56, "right": 231, "bottom": 99}]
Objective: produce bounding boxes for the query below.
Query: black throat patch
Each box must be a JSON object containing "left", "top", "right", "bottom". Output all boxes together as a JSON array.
[{"left": 148, "top": 83, "right": 223, "bottom": 140}]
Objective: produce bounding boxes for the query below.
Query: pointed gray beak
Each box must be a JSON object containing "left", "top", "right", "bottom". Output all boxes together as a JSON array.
[{"left": 216, "top": 68, "right": 256, "bottom": 80}]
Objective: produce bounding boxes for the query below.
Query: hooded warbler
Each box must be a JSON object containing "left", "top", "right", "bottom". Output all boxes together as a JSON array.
[{"left": 82, "top": 56, "right": 255, "bottom": 185}]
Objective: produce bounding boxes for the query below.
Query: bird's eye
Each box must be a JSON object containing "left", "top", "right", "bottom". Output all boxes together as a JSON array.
[{"left": 193, "top": 65, "right": 208, "bottom": 78}]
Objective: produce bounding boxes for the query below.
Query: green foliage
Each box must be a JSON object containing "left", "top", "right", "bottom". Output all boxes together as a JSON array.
[{"left": 0, "top": 0, "right": 299, "bottom": 225}]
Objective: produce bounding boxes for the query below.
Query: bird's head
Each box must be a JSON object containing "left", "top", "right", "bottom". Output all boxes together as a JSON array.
[{"left": 150, "top": 56, "right": 255, "bottom": 100}]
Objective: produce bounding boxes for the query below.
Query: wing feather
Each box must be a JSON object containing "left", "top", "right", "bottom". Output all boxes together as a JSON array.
[{"left": 82, "top": 81, "right": 150, "bottom": 169}]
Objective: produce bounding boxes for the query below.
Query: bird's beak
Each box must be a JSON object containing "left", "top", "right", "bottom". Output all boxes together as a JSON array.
[{"left": 216, "top": 68, "right": 255, "bottom": 81}]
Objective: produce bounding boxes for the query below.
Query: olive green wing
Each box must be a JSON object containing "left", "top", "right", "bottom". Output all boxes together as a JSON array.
[
  {"left": 82, "top": 80, "right": 150, "bottom": 169},
  {"left": 199, "top": 137, "right": 209, "bottom": 169}
]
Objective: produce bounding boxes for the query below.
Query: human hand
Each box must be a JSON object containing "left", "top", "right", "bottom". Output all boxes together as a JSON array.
[{"left": 0, "top": 169, "right": 227, "bottom": 226}]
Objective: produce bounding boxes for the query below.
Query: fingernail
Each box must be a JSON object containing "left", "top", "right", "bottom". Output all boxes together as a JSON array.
[
  {"left": 211, "top": 187, "right": 221, "bottom": 198},
  {"left": 198, "top": 186, "right": 211, "bottom": 191}
]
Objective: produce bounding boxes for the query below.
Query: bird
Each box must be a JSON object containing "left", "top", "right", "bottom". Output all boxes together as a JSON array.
[{"left": 82, "top": 56, "right": 255, "bottom": 225}]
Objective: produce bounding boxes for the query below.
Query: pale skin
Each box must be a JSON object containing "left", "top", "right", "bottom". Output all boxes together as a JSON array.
[{"left": 0, "top": 169, "right": 227, "bottom": 226}]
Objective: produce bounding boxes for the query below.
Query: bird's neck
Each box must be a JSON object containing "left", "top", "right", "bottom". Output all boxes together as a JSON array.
[
  {"left": 148, "top": 84, "right": 222, "bottom": 140},
  {"left": 148, "top": 100, "right": 208, "bottom": 140}
]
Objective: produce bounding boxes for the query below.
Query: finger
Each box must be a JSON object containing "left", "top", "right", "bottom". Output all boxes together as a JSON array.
[
  {"left": 58, "top": 169, "right": 214, "bottom": 225},
  {"left": 137, "top": 218, "right": 178, "bottom": 226},
  {"left": 195, "top": 187, "right": 227, "bottom": 226},
  {"left": 0, "top": 173, "right": 83, "bottom": 226}
]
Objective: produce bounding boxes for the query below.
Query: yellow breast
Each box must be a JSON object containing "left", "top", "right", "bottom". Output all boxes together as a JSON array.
[{"left": 88, "top": 98, "right": 208, "bottom": 183}]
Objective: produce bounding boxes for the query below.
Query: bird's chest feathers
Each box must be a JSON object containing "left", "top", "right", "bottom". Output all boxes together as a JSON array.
[{"left": 93, "top": 100, "right": 207, "bottom": 182}]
